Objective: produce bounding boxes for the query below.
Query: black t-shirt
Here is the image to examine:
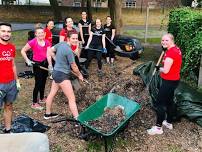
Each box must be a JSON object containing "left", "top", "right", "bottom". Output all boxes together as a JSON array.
[
  {"left": 90, "top": 27, "right": 105, "bottom": 46},
  {"left": 79, "top": 19, "right": 91, "bottom": 36},
  {"left": 104, "top": 24, "right": 115, "bottom": 39}
]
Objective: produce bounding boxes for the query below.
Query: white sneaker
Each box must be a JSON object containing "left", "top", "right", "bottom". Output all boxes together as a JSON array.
[
  {"left": 147, "top": 126, "right": 163, "bottom": 135},
  {"left": 162, "top": 120, "right": 173, "bottom": 130}
]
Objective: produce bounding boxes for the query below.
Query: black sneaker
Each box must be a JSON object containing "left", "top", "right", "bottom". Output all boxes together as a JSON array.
[
  {"left": 44, "top": 113, "right": 59, "bottom": 120},
  {"left": 3, "top": 128, "right": 12, "bottom": 134}
]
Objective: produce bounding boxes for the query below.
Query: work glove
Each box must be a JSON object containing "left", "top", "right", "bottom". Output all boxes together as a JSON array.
[
  {"left": 155, "top": 65, "right": 160, "bottom": 71},
  {"left": 26, "top": 59, "right": 34, "bottom": 67},
  {"left": 102, "top": 48, "right": 107, "bottom": 54},
  {"left": 48, "top": 65, "right": 53, "bottom": 74},
  {"left": 16, "top": 79, "right": 21, "bottom": 91},
  {"left": 85, "top": 46, "right": 89, "bottom": 50},
  {"left": 162, "top": 46, "right": 167, "bottom": 52}
]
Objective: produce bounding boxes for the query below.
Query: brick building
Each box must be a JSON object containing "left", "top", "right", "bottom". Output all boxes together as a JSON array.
[{"left": 58, "top": 0, "right": 181, "bottom": 8}]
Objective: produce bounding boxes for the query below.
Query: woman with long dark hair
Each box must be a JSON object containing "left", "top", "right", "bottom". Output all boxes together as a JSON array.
[
  {"left": 104, "top": 16, "right": 116, "bottom": 66},
  {"left": 44, "top": 19, "right": 54, "bottom": 46}
]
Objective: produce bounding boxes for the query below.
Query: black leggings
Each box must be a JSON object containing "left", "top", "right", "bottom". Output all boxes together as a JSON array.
[
  {"left": 32, "top": 61, "right": 48, "bottom": 103},
  {"left": 106, "top": 38, "right": 115, "bottom": 58},
  {"left": 85, "top": 49, "right": 102, "bottom": 70},
  {"left": 156, "top": 79, "right": 179, "bottom": 126}
]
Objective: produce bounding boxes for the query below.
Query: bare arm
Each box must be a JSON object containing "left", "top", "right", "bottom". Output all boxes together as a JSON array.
[
  {"left": 21, "top": 43, "right": 31, "bottom": 63},
  {"left": 47, "top": 46, "right": 55, "bottom": 66},
  {"left": 111, "top": 29, "right": 116, "bottom": 41},
  {"left": 12, "top": 59, "right": 18, "bottom": 80},
  {"left": 86, "top": 31, "right": 93, "bottom": 48},
  {"left": 102, "top": 34, "right": 106, "bottom": 48},
  {"left": 59, "top": 36, "right": 65, "bottom": 42},
  {"left": 160, "top": 57, "right": 173, "bottom": 74},
  {"left": 78, "top": 23, "right": 84, "bottom": 43},
  {"left": 88, "top": 23, "right": 92, "bottom": 35},
  {"left": 71, "top": 62, "right": 83, "bottom": 81}
]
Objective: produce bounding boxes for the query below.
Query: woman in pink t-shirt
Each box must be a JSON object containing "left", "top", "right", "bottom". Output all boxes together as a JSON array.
[{"left": 21, "top": 24, "right": 51, "bottom": 110}]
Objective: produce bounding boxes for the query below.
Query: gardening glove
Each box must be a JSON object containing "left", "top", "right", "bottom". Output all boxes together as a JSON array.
[
  {"left": 161, "top": 46, "right": 167, "bottom": 52},
  {"left": 48, "top": 65, "right": 53, "bottom": 74},
  {"left": 85, "top": 46, "right": 89, "bottom": 50},
  {"left": 155, "top": 65, "right": 160, "bottom": 71},
  {"left": 16, "top": 79, "right": 21, "bottom": 91},
  {"left": 102, "top": 48, "right": 107, "bottom": 54},
  {"left": 26, "top": 59, "right": 34, "bottom": 67}
]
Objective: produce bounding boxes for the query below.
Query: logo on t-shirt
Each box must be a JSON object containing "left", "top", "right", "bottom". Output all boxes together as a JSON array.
[
  {"left": 0, "top": 49, "right": 13, "bottom": 61},
  {"left": 94, "top": 30, "right": 103, "bottom": 36}
]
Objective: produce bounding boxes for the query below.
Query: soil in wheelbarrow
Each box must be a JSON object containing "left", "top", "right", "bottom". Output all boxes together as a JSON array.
[
  {"left": 87, "top": 106, "right": 126, "bottom": 134},
  {"left": 10, "top": 57, "right": 202, "bottom": 152}
]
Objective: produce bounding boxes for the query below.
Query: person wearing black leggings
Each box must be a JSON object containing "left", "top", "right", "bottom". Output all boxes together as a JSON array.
[
  {"left": 104, "top": 16, "right": 116, "bottom": 66},
  {"left": 147, "top": 33, "right": 182, "bottom": 135},
  {"left": 21, "top": 24, "right": 50, "bottom": 110},
  {"left": 85, "top": 18, "right": 106, "bottom": 76},
  {"left": 32, "top": 61, "right": 48, "bottom": 105}
]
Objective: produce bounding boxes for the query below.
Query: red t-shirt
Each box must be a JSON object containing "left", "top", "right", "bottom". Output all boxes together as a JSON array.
[
  {"left": 44, "top": 28, "right": 52, "bottom": 46},
  {"left": 0, "top": 42, "right": 16, "bottom": 83},
  {"left": 71, "top": 45, "right": 77, "bottom": 52},
  {"left": 59, "top": 28, "right": 78, "bottom": 42},
  {"left": 160, "top": 46, "right": 182, "bottom": 80}
]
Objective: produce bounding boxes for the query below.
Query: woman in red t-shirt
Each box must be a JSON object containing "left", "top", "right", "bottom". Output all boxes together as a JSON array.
[
  {"left": 44, "top": 19, "right": 54, "bottom": 46},
  {"left": 147, "top": 33, "right": 182, "bottom": 135},
  {"left": 59, "top": 17, "right": 78, "bottom": 43}
]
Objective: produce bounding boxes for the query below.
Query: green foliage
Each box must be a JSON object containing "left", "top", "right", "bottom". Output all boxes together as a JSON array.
[{"left": 168, "top": 8, "right": 202, "bottom": 86}]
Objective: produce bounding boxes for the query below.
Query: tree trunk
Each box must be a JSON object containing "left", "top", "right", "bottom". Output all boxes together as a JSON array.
[
  {"left": 87, "top": 0, "right": 92, "bottom": 20},
  {"left": 108, "top": 0, "right": 115, "bottom": 25},
  {"left": 49, "top": 0, "right": 62, "bottom": 21},
  {"left": 110, "top": 0, "right": 123, "bottom": 35}
]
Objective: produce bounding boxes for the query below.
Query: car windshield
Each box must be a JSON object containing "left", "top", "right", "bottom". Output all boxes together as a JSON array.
[
  {"left": 54, "top": 23, "right": 63, "bottom": 29},
  {"left": 54, "top": 23, "right": 79, "bottom": 32}
]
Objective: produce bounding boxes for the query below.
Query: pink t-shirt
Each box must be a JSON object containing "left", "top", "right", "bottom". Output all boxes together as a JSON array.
[{"left": 28, "top": 38, "right": 50, "bottom": 62}]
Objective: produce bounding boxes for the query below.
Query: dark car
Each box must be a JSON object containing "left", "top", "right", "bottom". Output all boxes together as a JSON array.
[{"left": 28, "top": 22, "right": 143, "bottom": 60}]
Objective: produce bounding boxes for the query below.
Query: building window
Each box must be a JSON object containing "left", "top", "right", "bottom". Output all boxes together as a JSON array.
[
  {"left": 74, "top": 2, "right": 81, "bottom": 7},
  {"left": 94, "top": 0, "right": 102, "bottom": 7},
  {"left": 125, "top": 0, "right": 136, "bottom": 8}
]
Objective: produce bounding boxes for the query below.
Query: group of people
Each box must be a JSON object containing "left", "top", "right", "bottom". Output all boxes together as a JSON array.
[{"left": 0, "top": 11, "right": 182, "bottom": 136}]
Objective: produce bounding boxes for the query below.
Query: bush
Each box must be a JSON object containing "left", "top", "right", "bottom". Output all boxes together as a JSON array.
[{"left": 168, "top": 8, "right": 202, "bottom": 86}]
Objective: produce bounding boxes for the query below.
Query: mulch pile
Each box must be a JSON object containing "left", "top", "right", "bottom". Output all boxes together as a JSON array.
[{"left": 87, "top": 106, "right": 125, "bottom": 134}]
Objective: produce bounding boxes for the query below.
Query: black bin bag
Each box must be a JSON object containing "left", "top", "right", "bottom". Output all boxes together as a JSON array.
[{"left": 11, "top": 114, "right": 50, "bottom": 133}]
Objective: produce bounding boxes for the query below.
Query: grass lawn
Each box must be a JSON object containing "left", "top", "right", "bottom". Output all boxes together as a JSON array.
[
  {"left": 123, "top": 29, "right": 165, "bottom": 44},
  {"left": 11, "top": 30, "right": 28, "bottom": 62}
]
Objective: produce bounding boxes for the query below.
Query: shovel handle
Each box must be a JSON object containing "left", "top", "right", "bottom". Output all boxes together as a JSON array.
[
  {"left": 32, "top": 62, "right": 50, "bottom": 71},
  {"left": 71, "top": 71, "right": 90, "bottom": 85},
  {"left": 39, "top": 66, "right": 49, "bottom": 71},
  {"left": 152, "top": 51, "right": 165, "bottom": 76}
]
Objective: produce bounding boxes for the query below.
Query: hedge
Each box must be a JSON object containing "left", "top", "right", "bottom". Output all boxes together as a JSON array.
[{"left": 168, "top": 8, "right": 202, "bottom": 86}]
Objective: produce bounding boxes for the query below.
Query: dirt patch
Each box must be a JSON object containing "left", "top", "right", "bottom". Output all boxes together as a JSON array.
[{"left": 1, "top": 57, "right": 201, "bottom": 152}]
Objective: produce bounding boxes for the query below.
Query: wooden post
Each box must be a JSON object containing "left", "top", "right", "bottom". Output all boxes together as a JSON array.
[
  {"left": 198, "top": 55, "right": 202, "bottom": 87},
  {"left": 144, "top": 6, "right": 149, "bottom": 43}
]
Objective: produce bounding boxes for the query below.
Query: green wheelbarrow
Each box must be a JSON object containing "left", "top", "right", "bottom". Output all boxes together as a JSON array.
[{"left": 53, "top": 93, "right": 140, "bottom": 152}]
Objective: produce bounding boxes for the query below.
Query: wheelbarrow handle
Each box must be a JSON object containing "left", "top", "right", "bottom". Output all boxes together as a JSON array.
[{"left": 51, "top": 117, "right": 80, "bottom": 123}]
